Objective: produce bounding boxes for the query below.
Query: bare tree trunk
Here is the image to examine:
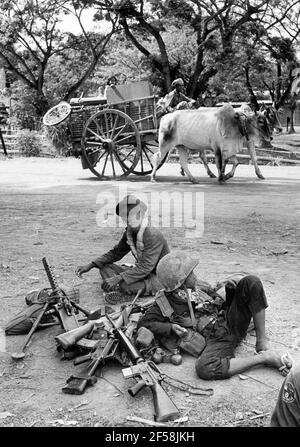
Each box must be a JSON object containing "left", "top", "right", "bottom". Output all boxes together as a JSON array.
[
  {"left": 288, "top": 97, "right": 297, "bottom": 134},
  {"left": 243, "top": 65, "right": 259, "bottom": 111},
  {"left": 288, "top": 110, "right": 296, "bottom": 134}
]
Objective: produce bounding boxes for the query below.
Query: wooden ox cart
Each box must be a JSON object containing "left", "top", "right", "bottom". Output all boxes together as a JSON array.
[{"left": 43, "top": 81, "right": 166, "bottom": 179}]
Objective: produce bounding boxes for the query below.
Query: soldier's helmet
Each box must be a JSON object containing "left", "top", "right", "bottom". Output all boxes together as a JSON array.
[{"left": 157, "top": 251, "right": 199, "bottom": 292}]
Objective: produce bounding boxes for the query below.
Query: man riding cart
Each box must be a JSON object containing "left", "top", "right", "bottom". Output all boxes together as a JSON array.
[{"left": 156, "top": 78, "right": 196, "bottom": 119}]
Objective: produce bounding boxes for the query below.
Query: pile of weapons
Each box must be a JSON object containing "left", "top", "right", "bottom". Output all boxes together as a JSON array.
[{"left": 11, "top": 257, "right": 213, "bottom": 423}]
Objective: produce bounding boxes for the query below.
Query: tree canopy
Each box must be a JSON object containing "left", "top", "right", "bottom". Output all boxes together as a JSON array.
[
  {"left": 0, "top": 0, "right": 118, "bottom": 118},
  {"left": 0, "top": 0, "right": 299, "bottom": 124}
]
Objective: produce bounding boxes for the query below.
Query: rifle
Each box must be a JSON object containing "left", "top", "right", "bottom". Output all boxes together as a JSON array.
[
  {"left": 55, "top": 288, "right": 143, "bottom": 351},
  {"left": 55, "top": 320, "right": 95, "bottom": 351},
  {"left": 61, "top": 289, "right": 143, "bottom": 394},
  {"left": 106, "top": 314, "right": 180, "bottom": 423},
  {"left": 62, "top": 334, "right": 120, "bottom": 395}
]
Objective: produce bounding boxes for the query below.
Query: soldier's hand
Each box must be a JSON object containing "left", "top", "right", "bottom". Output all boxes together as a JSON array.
[
  {"left": 171, "top": 324, "right": 187, "bottom": 337},
  {"left": 76, "top": 264, "right": 92, "bottom": 278},
  {"left": 102, "top": 275, "right": 122, "bottom": 292}
]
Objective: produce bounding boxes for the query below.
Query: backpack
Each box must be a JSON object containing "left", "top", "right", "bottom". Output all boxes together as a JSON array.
[
  {"left": 5, "top": 288, "right": 55, "bottom": 335},
  {"left": 5, "top": 286, "right": 80, "bottom": 335}
]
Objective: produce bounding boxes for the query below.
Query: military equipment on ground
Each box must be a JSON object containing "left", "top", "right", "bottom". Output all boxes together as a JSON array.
[
  {"left": 62, "top": 335, "right": 121, "bottom": 395},
  {"left": 55, "top": 320, "right": 95, "bottom": 350},
  {"left": 42, "top": 257, "right": 97, "bottom": 351},
  {"left": 55, "top": 288, "right": 143, "bottom": 351},
  {"left": 107, "top": 314, "right": 180, "bottom": 422},
  {"left": 11, "top": 301, "right": 50, "bottom": 360},
  {"left": 60, "top": 289, "right": 143, "bottom": 394}
]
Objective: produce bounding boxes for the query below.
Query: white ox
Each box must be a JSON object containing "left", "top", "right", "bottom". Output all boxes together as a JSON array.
[{"left": 150, "top": 104, "right": 273, "bottom": 183}]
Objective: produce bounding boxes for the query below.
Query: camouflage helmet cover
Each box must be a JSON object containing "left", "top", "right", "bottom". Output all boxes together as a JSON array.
[{"left": 157, "top": 251, "right": 199, "bottom": 292}]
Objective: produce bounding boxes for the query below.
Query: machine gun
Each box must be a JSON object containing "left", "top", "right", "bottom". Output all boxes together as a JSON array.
[
  {"left": 11, "top": 257, "right": 95, "bottom": 361},
  {"left": 42, "top": 257, "right": 79, "bottom": 329},
  {"left": 107, "top": 314, "right": 180, "bottom": 423},
  {"left": 42, "top": 257, "right": 98, "bottom": 352}
]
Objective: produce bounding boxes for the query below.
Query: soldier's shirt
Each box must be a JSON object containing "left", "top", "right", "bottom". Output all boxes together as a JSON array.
[{"left": 271, "top": 363, "right": 300, "bottom": 427}]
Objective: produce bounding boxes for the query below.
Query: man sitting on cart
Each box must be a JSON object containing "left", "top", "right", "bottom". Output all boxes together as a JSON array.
[
  {"left": 156, "top": 78, "right": 196, "bottom": 119},
  {"left": 76, "top": 195, "right": 170, "bottom": 304}
]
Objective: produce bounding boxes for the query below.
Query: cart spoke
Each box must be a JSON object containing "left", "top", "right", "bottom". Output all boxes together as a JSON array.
[
  {"left": 110, "top": 153, "right": 116, "bottom": 178},
  {"left": 140, "top": 155, "right": 144, "bottom": 173},
  {"left": 95, "top": 150, "right": 106, "bottom": 163},
  {"left": 101, "top": 153, "right": 109, "bottom": 176},
  {"left": 115, "top": 154, "right": 127, "bottom": 173},
  {"left": 142, "top": 146, "right": 153, "bottom": 167},
  {"left": 95, "top": 121, "right": 104, "bottom": 140},
  {"left": 115, "top": 134, "right": 135, "bottom": 144},
  {"left": 110, "top": 114, "right": 119, "bottom": 138},
  {"left": 119, "top": 147, "right": 135, "bottom": 163},
  {"left": 86, "top": 126, "right": 102, "bottom": 141},
  {"left": 104, "top": 113, "right": 110, "bottom": 138},
  {"left": 85, "top": 140, "right": 103, "bottom": 146},
  {"left": 113, "top": 122, "right": 130, "bottom": 142},
  {"left": 144, "top": 145, "right": 154, "bottom": 155}
]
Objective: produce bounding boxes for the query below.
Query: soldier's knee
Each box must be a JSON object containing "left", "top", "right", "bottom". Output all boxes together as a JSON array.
[
  {"left": 195, "top": 355, "right": 216, "bottom": 380},
  {"left": 195, "top": 354, "right": 230, "bottom": 380}
]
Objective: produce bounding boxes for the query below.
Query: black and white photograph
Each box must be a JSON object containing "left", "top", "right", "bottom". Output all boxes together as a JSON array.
[{"left": 0, "top": 0, "right": 300, "bottom": 433}]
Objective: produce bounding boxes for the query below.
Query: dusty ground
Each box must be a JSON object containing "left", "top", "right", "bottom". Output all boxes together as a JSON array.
[{"left": 0, "top": 156, "right": 300, "bottom": 428}]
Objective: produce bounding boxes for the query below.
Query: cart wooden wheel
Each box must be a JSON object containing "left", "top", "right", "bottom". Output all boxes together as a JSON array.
[
  {"left": 81, "top": 109, "right": 141, "bottom": 179},
  {"left": 129, "top": 140, "right": 167, "bottom": 176}
]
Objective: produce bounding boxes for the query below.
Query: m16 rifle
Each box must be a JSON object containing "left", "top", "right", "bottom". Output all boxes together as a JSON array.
[
  {"left": 106, "top": 314, "right": 180, "bottom": 423},
  {"left": 62, "top": 333, "right": 122, "bottom": 395}
]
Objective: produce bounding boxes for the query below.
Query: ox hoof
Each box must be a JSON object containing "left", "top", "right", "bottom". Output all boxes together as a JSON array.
[
  {"left": 257, "top": 174, "right": 265, "bottom": 180},
  {"left": 218, "top": 178, "right": 226, "bottom": 184},
  {"left": 191, "top": 179, "right": 200, "bottom": 184},
  {"left": 150, "top": 178, "right": 157, "bottom": 183},
  {"left": 208, "top": 173, "right": 216, "bottom": 178}
]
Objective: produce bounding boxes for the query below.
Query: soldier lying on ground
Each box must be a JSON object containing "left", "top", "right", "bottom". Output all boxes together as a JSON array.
[
  {"left": 138, "top": 251, "right": 293, "bottom": 380},
  {"left": 76, "top": 195, "right": 170, "bottom": 305}
]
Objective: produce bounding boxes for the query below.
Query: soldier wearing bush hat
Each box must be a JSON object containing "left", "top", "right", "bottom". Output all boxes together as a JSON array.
[{"left": 76, "top": 194, "right": 169, "bottom": 304}]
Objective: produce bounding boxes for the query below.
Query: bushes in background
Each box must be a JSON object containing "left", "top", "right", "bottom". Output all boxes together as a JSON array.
[{"left": 14, "top": 130, "right": 41, "bottom": 157}]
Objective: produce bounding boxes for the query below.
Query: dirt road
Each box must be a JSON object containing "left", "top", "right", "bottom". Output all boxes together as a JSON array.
[{"left": 0, "top": 157, "right": 300, "bottom": 427}]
